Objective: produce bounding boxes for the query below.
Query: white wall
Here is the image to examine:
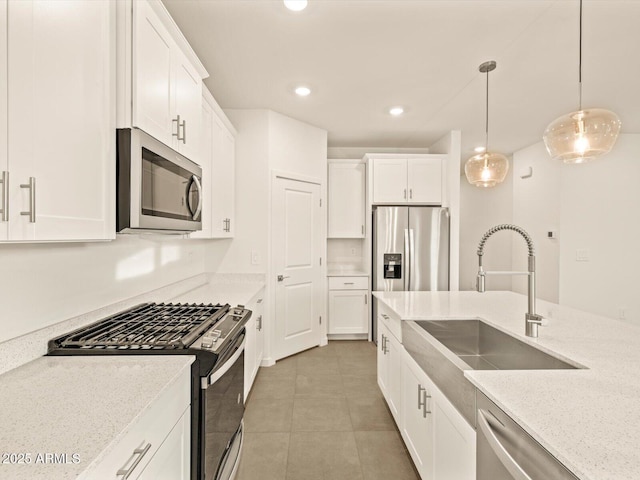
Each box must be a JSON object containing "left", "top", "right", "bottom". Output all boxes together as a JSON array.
[
  {"left": 511, "top": 134, "right": 640, "bottom": 323},
  {"left": 0, "top": 235, "right": 211, "bottom": 343},
  {"left": 512, "top": 142, "right": 561, "bottom": 303},
  {"left": 459, "top": 162, "right": 514, "bottom": 291}
]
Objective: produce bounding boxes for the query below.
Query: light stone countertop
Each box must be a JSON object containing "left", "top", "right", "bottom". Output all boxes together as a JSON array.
[
  {"left": 0, "top": 355, "right": 194, "bottom": 480},
  {"left": 372, "top": 290, "right": 640, "bottom": 480},
  {"left": 171, "top": 273, "right": 265, "bottom": 306},
  {"left": 326, "top": 265, "right": 369, "bottom": 277}
]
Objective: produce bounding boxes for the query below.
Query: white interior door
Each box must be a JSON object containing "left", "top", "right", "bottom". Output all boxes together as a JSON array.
[{"left": 273, "top": 176, "right": 322, "bottom": 360}]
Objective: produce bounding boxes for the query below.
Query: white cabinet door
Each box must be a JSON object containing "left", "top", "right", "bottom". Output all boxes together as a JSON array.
[
  {"left": 210, "top": 115, "right": 235, "bottom": 238},
  {"left": 0, "top": 0, "right": 7, "bottom": 240},
  {"left": 7, "top": 0, "right": 114, "bottom": 241},
  {"left": 408, "top": 157, "right": 443, "bottom": 204},
  {"left": 372, "top": 158, "right": 407, "bottom": 203},
  {"left": 137, "top": 408, "right": 190, "bottom": 480},
  {"left": 328, "top": 289, "right": 368, "bottom": 334},
  {"left": 432, "top": 378, "right": 475, "bottom": 480},
  {"left": 377, "top": 320, "right": 389, "bottom": 397},
  {"left": 386, "top": 330, "right": 403, "bottom": 423},
  {"left": 133, "top": 0, "right": 174, "bottom": 147},
  {"left": 402, "top": 353, "right": 434, "bottom": 479},
  {"left": 244, "top": 314, "right": 256, "bottom": 400},
  {"left": 173, "top": 51, "right": 201, "bottom": 161},
  {"left": 328, "top": 161, "right": 365, "bottom": 238},
  {"left": 190, "top": 98, "right": 213, "bottom": 239}
]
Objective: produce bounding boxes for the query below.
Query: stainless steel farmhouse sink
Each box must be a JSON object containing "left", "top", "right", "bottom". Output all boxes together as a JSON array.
[
  {"left": 415, "top": 319, "right": 577, "bottom": 371},
  {"left": 402, "top": 319, "right": 582, "bottom": 428}
]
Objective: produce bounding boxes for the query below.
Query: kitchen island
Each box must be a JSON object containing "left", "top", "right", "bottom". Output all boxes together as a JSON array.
[{"left": 373, "top": 290, "right": 640, "bottom": 480}]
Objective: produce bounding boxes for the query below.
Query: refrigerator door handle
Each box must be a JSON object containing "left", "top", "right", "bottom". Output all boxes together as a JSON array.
[
  {"left": 404, "top": 228, "right": 410, "bottom": 291},
  {"left": 409, "top": 228, "right": 416, "bottom": 291}
]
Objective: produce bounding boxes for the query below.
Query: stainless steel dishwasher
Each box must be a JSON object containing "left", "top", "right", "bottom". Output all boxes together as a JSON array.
[{"left": 476, "top": 391, "right": 579, "bottom": 480}]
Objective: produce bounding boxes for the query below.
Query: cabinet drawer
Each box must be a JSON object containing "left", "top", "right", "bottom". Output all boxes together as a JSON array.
[
  {"left": 378, "top": 302, "right": 402, "bottom": 342},
  {"left": 328, "top": 276, "right": 369, "bottom": 290},
  {"left": 82, "top": 368, "right": 191, "bottom": 479}
]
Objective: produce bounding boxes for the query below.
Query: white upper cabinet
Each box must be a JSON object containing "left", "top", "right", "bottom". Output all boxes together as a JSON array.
[
  {"left": 369, "top": 155, "right": 445, "bottom": 205},
  {"left": 191, "top": 89, "right": 236, "bottom": 240},
  {"left": 124, "top": 0, "right": 207, "bottom": 162},
  {"left": 407, "top": 157, "right": 442, "bottom": 204},
  {"left": 2, "top": 0, "right": 115, "bottom": 242},
  {"left": 328, "top": 161, "right": 366, "bottom": 238}
]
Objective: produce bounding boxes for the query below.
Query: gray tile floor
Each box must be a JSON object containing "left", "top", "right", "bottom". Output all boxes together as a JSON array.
[{"left": 237, "top": 341, "right": 419, "bottom": 480}]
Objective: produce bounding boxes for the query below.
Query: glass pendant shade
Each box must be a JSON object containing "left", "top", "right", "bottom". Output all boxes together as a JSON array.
[
  {"left": 543, "top": 108, "right": 621, "bottom": 164},
  {"left": 464, "top": 151, "right": 510, "bottom": 188}
]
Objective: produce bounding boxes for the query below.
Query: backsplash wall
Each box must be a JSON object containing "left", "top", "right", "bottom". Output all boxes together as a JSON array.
[{"left": 0, "top": 235, "right": 216, "bottom": 343}]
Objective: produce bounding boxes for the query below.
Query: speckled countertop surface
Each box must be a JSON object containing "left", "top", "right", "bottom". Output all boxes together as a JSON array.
[
  {"left": 172, "top": 273, "right": 265, "bottom": 306},
  {"left": 0, "top": 355, "right": 194, "bottom": 480},
  {"left": 373, "top": 290, "right": 640, "bottom": 480}
]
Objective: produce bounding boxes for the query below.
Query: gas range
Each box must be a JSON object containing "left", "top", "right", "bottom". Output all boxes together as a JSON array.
[{"left": 47, "top": 301, "right": 252, "bottom": 480}]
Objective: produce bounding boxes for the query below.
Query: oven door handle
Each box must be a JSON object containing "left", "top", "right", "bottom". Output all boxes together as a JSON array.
[{"left": 202, "top": 335, "right": 246, "bottom": 389}]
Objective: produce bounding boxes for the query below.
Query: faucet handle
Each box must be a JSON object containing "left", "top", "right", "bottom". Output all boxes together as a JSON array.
[{"left": 526, "top": 313, "right": 543, "bottom": 325}]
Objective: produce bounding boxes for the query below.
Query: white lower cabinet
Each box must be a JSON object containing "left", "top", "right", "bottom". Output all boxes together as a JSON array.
[
  {"left": 82, "top": 367, "right": 191, "bottom": 479},
  {"left": 328, "top": 276, "right": 369, "bottom": 335},
  {"left": 244, "top": 288, "right": 265, "bottom": 399},
  {"left": 377, "top": 317, "right": 402, "bottom": 423},
  {"left": 401, "top": 351, "right": 476, "bottom": 480}
]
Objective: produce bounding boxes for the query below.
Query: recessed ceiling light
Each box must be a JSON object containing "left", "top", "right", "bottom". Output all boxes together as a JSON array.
[
  {"left": 295, "top": 86, "right": 311, "bottom": 96},
  {"left": 389, "top": 107, "right": 404, "bottom": 116},
  {"left": 284, "top": 0, "right": 307, "bottom": 11},
  {"left": 474, "top": 146, "right": 486, "bottom": 153}
]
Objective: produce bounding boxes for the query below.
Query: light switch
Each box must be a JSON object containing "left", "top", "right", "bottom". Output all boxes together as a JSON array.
[{"left": 251, "top": 251, "right": 261, "bottom": 265}]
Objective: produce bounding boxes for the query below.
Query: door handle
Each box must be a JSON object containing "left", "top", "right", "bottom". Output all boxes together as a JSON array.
[{"left": 277, "top": 275, "right": 290, "bottom": 282}]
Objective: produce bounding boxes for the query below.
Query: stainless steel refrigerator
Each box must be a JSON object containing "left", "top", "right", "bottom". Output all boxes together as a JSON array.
[{"left": 372, "top": 206, "right": 450, "bottom": 342}]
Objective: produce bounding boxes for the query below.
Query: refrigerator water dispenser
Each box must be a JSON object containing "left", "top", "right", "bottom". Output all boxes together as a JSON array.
[{"left": 383, "top": 253, "right": 402, "bottom": 279}]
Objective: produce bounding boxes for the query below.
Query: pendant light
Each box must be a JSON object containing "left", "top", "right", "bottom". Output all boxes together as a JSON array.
[
  {"left": 464, "top": 61, "right": 509, "bottom": 188},
  {"left": 543, "top": 0, "right": 621, "bottom": 164}
]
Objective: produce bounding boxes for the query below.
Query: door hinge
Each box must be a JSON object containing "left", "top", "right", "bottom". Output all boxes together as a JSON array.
[{"left": 319, "top": 316, "right": 322, "bottom": 325}]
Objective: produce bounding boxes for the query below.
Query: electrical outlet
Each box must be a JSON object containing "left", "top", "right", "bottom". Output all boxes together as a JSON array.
[
  {"left": 575, "top": 249, "right": 590, "bottom": 262},
  {"left": 251, "top": 251, "right": 261, "bottom": 265}
]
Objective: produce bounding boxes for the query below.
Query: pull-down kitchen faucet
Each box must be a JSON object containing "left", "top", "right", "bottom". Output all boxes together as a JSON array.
[{"left": 476, "top": 224, "right": 543, "bottom": 337}]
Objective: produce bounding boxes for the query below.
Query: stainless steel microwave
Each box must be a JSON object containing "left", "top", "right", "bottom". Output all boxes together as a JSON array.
[{"left": 117, "top": 128, "right": 202, "bottom": 233}]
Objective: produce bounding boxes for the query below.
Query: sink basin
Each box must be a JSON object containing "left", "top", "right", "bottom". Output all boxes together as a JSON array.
[{"left": 415, "top": 319, "right": 577, "bottom": 370}]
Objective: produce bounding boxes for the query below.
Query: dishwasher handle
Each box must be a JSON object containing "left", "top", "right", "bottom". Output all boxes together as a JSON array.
[{"left": 477, "top": 409, "right": 532, "bottom": 480}]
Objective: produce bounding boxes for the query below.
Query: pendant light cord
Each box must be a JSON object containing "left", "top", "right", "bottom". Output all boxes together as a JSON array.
[
  {"left": 578, "top": 0, "right": 582, "bottom": 109},
  {"left": 485, "top": 68, "right": 489, "bottom": 150}
]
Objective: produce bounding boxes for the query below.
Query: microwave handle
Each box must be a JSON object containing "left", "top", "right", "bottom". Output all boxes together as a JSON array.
[
  {"left": 191, "top": 175, "right": 202, "bottom": 220},
  {"left": 186, "top": 175, "right": 203, "bottom": 221}
]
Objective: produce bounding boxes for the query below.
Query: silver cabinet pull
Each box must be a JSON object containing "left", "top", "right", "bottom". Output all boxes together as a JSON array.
[
  {"left": 227, "top": 218, "right": 231, "bottom": 232},
  {"left": 117, "top": 442, "right": 152, "bottom": 479},
  {"left": 403, "top": 188, "right": 407, "bottom": 199},
  {"left": 20, "top": 177, "right": 36, "bottom": 223},
  {"left": 277, "top": 274, "right": 290, "bottom": 282},
  {"left": 343, "top": 282, "right": 355, "bottom": 285},
  {"left": 257, "top": 315, "right": 263, "bottom": 331},
  {"left": 361, "top": 224, "right": 364, "bottom": 235},
  {"left": 380, "top": 334, "right": 385, "bottom": 352},
  {"left": 222, "top": 218, "right": 231, "bottom": 232},
  {"left": 364, "top": 294, "right": 367, "bottom": 305},
  {"left": 172, "top": 115, "right": 186, "bottom": 143},
  {"left": 418, "top": 384, "right": 426, "bottom": 410},
  {"left": 0, "top": 171, "right": 8, "bottom": 222},
  {"left": 409, "top": 188, "right": 413, "bottom": 199},
  {"left": 257, "top": 298, "right": 263, "bottom": 304}
]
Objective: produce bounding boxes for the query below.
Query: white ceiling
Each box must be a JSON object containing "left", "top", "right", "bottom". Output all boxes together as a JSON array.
[{"left": 162, "top": 0, "right": 640, "bottom": 160}]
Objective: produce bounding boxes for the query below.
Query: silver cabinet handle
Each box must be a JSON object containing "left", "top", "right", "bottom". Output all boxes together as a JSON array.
[
  {"left": 409, "top": 188, "right": 413, "bottom": 199},
  {"left": 117, "top": 442, "right": 152, "bottom": 479},
  {"left": 172, "top": 115, "right": 186, "bottom": 143},
  {"left": 418, "top": 384, "right": 426, "bottom": 410},
  {"left": 344, "top": 282, "right": 355, "bottom": 285},
  {"left": 0, "top": 171, "right": 8, "bottom": 222},
  {"left": 380, "top": 334, "right": 385, "bottom": 352},
  {"left": 364, "top": 294, "right": 367, "bottom": 305},
  {"left": 227, "top": 218, "right": 231, "bottom": 232},
  {"left": 478, "top": 409, "right": 532, "bottom": 480},
  {"left": 20, "top": 177, "right": 36, "bottom": 223},
  {"left": 257, "top": 315, "right": 263, "bottom": 331},
  {"left": 403, "top": 188, "right": 407, "bottom": 199},
  {"left": 277, "top": 274, "right": 290, "bottom": 282},
  {"left": 381, "top": 313, "right": 389, "bottom": 320},
  {"left": 257, "top": 298, "right": 263, "bottom": 304},
  {"left": 361, "top": 224, "right": 364, "bottom": 235}
]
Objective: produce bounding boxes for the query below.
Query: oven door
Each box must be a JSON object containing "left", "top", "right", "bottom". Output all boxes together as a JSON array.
[
  {"left": 202, "top": 331, "right": 245, "bottom": 480},
  {"left": 117, "top": 128, "right": 202, "bottom": 233}
]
